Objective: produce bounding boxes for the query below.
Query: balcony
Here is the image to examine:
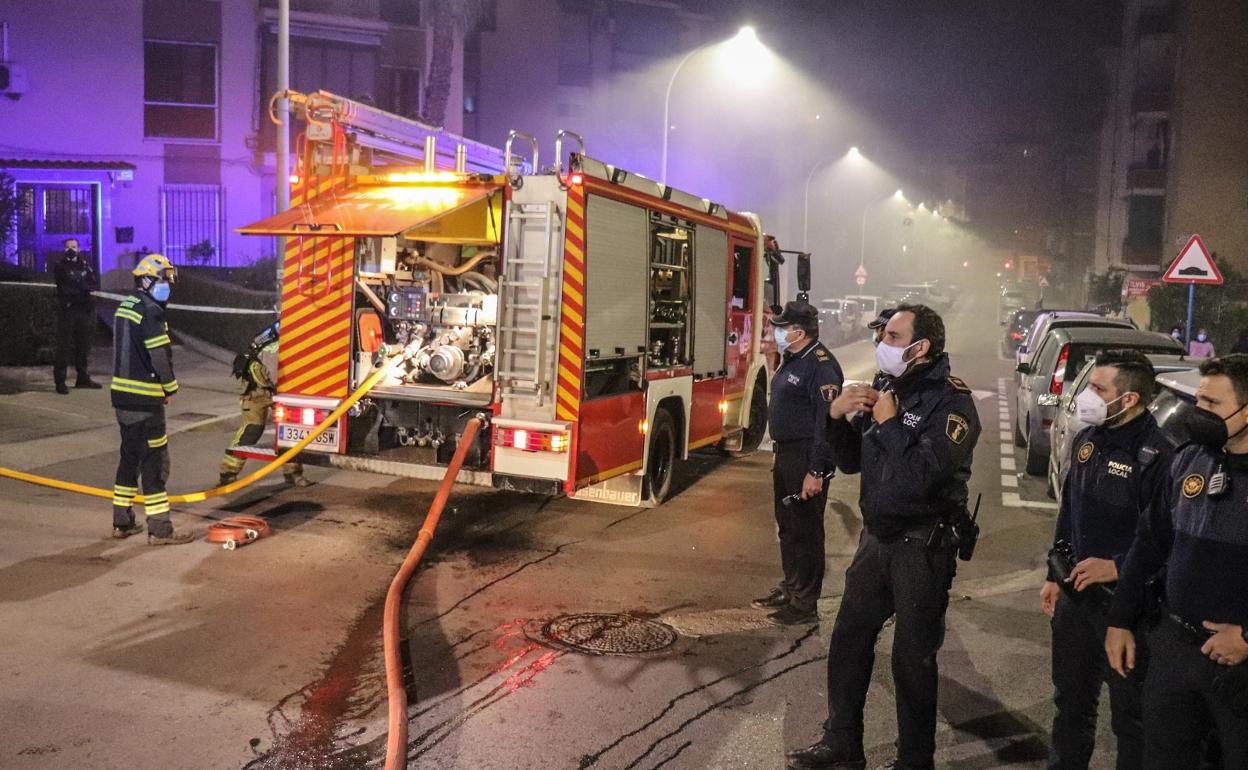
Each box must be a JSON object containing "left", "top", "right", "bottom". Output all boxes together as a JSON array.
[
  {"left": 1131, "top": 88, "right": 1171, "bottom": 115},
  {"left": 1127, "top": 165, "right": 1167, "bottom": 191}
]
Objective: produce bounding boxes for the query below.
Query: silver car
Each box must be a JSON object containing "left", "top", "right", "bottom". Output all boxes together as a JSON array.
[
  {"left": 1047, "top": 354, "right": 1194, "bottom": 502},
  {"left": 1015, "top": 310, "right": 1135, "bottom": 375},
  {"left": 1015, "top": 326, "right": 1184, "bottom": 476}
]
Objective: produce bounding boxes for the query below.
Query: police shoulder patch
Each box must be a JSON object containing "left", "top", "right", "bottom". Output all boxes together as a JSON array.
[
  {"left": 947, "top": 376, "right": 972, "bottom": 393},
  {"left": 820, "top": 383, "right": 840, "bottom": 402},
  {"left": 1181, "top": 473, "right": 1205, "bottom": 499},
  {"left": 1077, "top": 442, "right": 1094, "bottom": 463},
  {"left": 814, "top": 348, "right": 830, "bottom": 361},
  {"left": 946, "top": 413, "right": 970, "bottom": 444}
]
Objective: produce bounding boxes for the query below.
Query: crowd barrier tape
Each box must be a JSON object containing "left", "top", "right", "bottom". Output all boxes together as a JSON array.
[{"left": 0, "top": 281, "right": 274, "bottom": 315}]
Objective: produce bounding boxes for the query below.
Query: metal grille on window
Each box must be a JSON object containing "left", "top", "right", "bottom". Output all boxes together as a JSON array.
[
  {"left": 160, "top": 184, "right": 225, "bottom": 266},
  {"left": 43, "top": 188, "right": 91, "bottom": 234}
]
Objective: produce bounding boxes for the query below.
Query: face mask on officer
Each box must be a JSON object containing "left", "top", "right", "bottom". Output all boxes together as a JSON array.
[
  {"left": 1075, "top": 388, "right": 1131, "bottom": 426},
  {"left": 875, "top": 338, "right": 923, "bottom": 378},
  {"left": 775, "top": 326, "right": 802, "bottom": 353},
  {"left": 1183, "top": 403, "right": 1248, "bottom": 448}
]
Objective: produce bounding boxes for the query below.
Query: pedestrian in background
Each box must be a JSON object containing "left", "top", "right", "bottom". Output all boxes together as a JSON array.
[
  {"left": 753, "top": 300, "right": 843, "bottom": 627},
  {"left": 1189, "top": 328, "right": 1216, "bottom": 358},
  {"left": 1041, "top": 350, "right": 1173, "bottom": 770},
  {"left": 219, "top": 323, "right": 307, "bottom": 487},
  {"left": 787, "top": 304, "right": 981, "bottom": 770},
  {"left": 52, "top": 238, "right": 101, "bottom": 394},
  {"left": 1106, "top": 354, "right": 1248, "bottom": 768},
  {"left": 110, "top": 253, "right": 194, "bottom": 545}
]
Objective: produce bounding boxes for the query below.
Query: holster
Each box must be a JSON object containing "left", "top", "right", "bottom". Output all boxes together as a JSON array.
[{"left": 1047, "top": 541, "right": 1114, "bottom": 605}]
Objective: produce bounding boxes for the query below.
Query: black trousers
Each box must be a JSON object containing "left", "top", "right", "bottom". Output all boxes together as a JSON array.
[
  {"left": 823, "top": 528, "right": 956, "bottom": 767},
  {"left": 54, "top": 305, "right": 95, "bottom": 385},
  {"left": 113, "top": 408, "right": 172, "bottom": 537},
  {"left": 1142, "top": 617, "right": 1248, "bottom": 770},
  {"left": 771, "top": 440, "right": 829, "bottom": 613},
  {"left": 1049, "top": 591, "right": 1145, "bottom": 770}
]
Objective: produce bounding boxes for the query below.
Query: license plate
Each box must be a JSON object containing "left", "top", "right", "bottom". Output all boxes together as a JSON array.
[{"left": 278, "top": 423, "right": 339, "bottom": 452}]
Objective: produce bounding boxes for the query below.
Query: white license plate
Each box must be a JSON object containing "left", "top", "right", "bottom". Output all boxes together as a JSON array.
[{"left": 278, "top": 423, "right": 339, "bottom": 452}]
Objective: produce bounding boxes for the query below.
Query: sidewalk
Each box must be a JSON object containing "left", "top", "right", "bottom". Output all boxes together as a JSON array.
[{"left": 0, "top": 344, "right": 241, "bottom": 472}]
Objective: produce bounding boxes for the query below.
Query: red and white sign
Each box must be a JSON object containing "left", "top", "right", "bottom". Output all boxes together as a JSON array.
[
  {"left": 1124, "top": 278, "right": 1162, "bottom": 299},
  {"left": 854, "top": 264, "right": 867, "bottom": 287},
  {"left": 1162, "top": 235, "right": 1223, "bottom": 285},
  {"left": 1038, "top": 276, "right": 1050, "bottom": 288}
]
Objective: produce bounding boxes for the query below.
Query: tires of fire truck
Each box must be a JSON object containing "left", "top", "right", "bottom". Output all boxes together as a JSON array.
[
  {"left": 729, "top": 375, "right": 768, "bottom": 457},
  {"left": 643, "top": 407, "right": 678, "bottom": 504}
]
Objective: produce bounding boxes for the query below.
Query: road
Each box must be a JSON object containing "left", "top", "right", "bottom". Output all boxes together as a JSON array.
[{"left": 0, "top": 289, "right": 1119, "bottom": 770}]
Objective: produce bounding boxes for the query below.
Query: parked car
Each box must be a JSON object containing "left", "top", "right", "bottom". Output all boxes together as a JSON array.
[
  {"left": 1015, "top": 326, "right": 1183, "bottom": 475},
  {"left": 895, "top": 282, "right": 951, "bottom": 311},
  {"left": 818, "top": 298, "right": 863, "bottom": 345},
  {"left": 1016, "top": 311, "right": 1135, "bottom": 374},
  {"left": 1047, "top": 354, "right": 1194, "bottom": 502},
  {"left": 843, "top": 294, "right": 882, "bottom": 327},
  {"left": 999, "top": 287, "right": 1025, "bottom": 324},
  {"left": 1002, "top": 309, "right": 1041, "bottom": 357}
]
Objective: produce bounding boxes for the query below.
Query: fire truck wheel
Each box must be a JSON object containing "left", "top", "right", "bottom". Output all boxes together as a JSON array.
[
  {"left": 730, "top": 379, "right": 768, "bottom": 457},
  {"left": 644, "top": 408, "right": 678, "bottom": 504}
]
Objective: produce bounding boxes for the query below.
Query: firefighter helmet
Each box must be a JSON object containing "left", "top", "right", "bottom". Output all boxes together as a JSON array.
[{"left": 132, "top": 253, "right": 178, "bottom": 283}]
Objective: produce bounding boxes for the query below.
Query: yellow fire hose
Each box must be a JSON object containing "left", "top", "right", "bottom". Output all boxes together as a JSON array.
[{"left": 0, "top": 357, "right": 403, "bottom": 503}]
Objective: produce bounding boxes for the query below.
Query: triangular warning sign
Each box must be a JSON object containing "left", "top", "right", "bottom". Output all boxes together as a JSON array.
[{"left": 1163, "top": 235, "right": 1223, "bottom": 285}]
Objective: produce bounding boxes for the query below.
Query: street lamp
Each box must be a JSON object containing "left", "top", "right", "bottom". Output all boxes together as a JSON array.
[
  {"left": 660, "top": 25, "right": 765, "bottom": 185},
  {"left": 801, "top": 147, "right": 859, "bottom": 250}
]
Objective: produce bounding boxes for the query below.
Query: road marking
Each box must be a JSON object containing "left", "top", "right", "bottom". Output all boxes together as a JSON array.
[
  {"left": 1002, "top": 491, "right": 1058, "bottom": 510},
  {"left": 1001, "top": 474, "right": 1018, "bottom": 488},
  {"left": 998, "top": 421, "right": 1011, "bottom": 432},
  {"left": 999, "top": 431, "right": 1012, "bottom": 442},
  {"left": 1001, "top": 456, "right": 1015, "bottom": 471},
  {"left": 972, "top": 389, "right": 996, "bottom": 401}
]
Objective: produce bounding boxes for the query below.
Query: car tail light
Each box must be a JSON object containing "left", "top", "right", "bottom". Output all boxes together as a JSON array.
[
  {"left": 495, "top": 428, "right": 568, "bottom": 453},
  {"left": 1010, "top": 331, "right": 1024, "bottom": 341},
  {"left": 273, "top": 404, "right": 286, "bottom": 423},
  {"left": 274, "top": 405, "right": 330, "bottom": 426},
  {"left": 1050, "top": 344, "right": 1070, "bottom": 395}
]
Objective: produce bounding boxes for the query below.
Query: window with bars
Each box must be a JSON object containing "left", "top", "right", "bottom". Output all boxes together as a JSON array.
[{"left": 160, "top": 184, "right": 225, "bottom": 265}]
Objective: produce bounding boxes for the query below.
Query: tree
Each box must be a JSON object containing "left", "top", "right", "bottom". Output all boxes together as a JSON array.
[
  {"left": 1146, "top": 256, "right": 1248, "bottom": 351},
  {"left": 422, "top": 0, "right": 490, "bottom": 127}
]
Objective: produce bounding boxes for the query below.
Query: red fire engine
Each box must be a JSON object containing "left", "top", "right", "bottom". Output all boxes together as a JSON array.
[{"left": 240, "top": 91, "right": 787, "bottom": 505}]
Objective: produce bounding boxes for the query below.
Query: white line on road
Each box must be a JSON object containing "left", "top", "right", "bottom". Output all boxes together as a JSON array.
[
  {"left": 999, "top": 431, "right": 1012, "bottom": 442},
  {"left": 1001, "top": 457, "right": 1016, "bottom": 471},
  {"left": 1001, "top": 474, "right": 1018, "bottom": 488},
  {"left": 1002, "top": 492, "right": 1058, "bottom": 510}
]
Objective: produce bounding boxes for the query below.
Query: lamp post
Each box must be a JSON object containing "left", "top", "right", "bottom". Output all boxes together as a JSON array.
[
  {"left": 860, "top": 189, "right": 907, "bottom": 270},
  {"left": 660, "top": 26, "right": 762, "bottom": 185}
]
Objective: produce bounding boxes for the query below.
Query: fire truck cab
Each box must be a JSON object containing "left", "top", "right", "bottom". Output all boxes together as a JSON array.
[{"left": 241, "top": 91, "right": 777, "bottom": 506}]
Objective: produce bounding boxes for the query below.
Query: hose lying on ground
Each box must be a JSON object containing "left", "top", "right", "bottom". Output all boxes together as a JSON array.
[
  {"left": 383, "top": 416, "right": 483, "bottom": 770},
  {"left": 0, "top": 357, "right": 403, "bottom": 503}
]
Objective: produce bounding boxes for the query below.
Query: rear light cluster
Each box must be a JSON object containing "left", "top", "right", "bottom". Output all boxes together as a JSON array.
[
  {"left": 273, "top": 405, "right": 331, "bottom": 427},
  {"left": 1050, "top": 344, "right": 1070, "bottom": 395},
  {"left": 1010, "top": 331, "right": 1024, "bottom": 341},
  {"left": 495, "top": 428, "right": 568, "bottom": 453}
]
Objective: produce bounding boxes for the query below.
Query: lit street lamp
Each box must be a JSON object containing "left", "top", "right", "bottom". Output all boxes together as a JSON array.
[
  {"left": 660, "top": 26, "right": 766, "bottom": 185},
  {"left": 802, "top": 147, "right": 861, "bottom": 250}
]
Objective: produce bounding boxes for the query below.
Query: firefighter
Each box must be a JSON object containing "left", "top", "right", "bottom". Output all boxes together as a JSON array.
[
  {"left": 219, "top": 323, "right": 307, "bottom": 487},
  {"left": 52, "top": 238, "right": 101, "bottom": 394},
  {"left": 1041, "top": 350, "right": 1173, "bottom": 770},
  {"left": 110, "top": 254, "right": 194, "bottom": 545},
  {"left": 1106, "top": 355, "right": 1248, "bottom": 769},
  {"left": 753, "top": 300, "right": 844, "bottom": 626},
  {"left": 788, "top": 304, "right": 981, "bottom": 770}
]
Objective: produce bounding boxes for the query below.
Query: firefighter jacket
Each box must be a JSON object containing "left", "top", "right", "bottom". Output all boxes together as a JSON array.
[
  {"left": 111, "top": 291, "right": 178, "bottom": 410},
  {"left": 830, "top": 354, "right": 981, "bottom": 539},
  {"left": 53, "top": 254, "right": 96, "bottom": 311}
]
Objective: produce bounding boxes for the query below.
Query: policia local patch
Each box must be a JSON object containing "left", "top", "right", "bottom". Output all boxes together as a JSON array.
[
  {"left": 946, "top": 413, "right": 970, "bottom": 444},
  {"left": 1182, "top": 473, "right": 1205, "bottom": 498},
  {"left": 1077, "top": 442, "right": 1094, "bottom": 463}
]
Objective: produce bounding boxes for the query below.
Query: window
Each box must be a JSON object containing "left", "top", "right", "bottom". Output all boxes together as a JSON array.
[
  {"left": 377, "top": 66, "right": 422, "bottom": 118},
  {"left": 259, "top": 35, "right": 379, "bottom": 149},
  {"left": 144, "top": 41, "right": 218, "bottom": 140},
  {"left": 380, "top": 0, "right": 421, "bottom": 25},
  {"left": 160, "top": 184, "right": 225, "bottom": 265},
  {"left": 731, "top": 244, "right": 753, "bottom": 310}
]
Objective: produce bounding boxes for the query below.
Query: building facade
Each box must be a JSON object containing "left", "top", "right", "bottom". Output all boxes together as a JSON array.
[{"left": 0, "top": 0, "right": 459, "bottom": 275}]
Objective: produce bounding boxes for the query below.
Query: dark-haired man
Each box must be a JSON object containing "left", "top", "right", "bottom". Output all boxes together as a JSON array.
[
  {"left": 754, "top": 300, "right": 844, "bottom": 626},
  {"left": 787, "top": 304, "right": 981, "bottom": 770},
  {"left": 1041, "top": 350, "right": 1173, "bottom": 770},
  {"left": 1107, "top": 354, "right": 1248, "bottom": 769}
]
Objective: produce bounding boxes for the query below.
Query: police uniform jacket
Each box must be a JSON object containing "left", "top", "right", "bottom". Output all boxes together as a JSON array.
[
  {"left": 768, "top": 340, "right": 844, "bottom": 476},
  {"left": 53, "top": 255, "right": 96, "bottom": 311},
  {"left": 1052, "top": 413, "right": 1173, "bottom": 576},
  {"left": 111, "top": 290, "right": 178, "bottom": 410},
  {"left": 1110, "top": 445, "right": 1248, "bottom": 632},
  {"left": 830, "top": 354, "right": 981, "bottom": 539}
]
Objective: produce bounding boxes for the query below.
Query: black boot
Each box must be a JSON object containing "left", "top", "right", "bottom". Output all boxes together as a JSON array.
[
  {"left": 75, "top": 375, "right": 102, "bottom": 389},
  {"left": 785, "top": 742, "right": 866, "bottom": 770},
  {"left": 55, "top": 382, "right": 70, "bottom": 395}
]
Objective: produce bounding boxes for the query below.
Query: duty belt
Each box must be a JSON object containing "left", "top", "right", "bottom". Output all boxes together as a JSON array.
[{"left": 1165, "top": 611, "right": 1215, "bottom": 644}]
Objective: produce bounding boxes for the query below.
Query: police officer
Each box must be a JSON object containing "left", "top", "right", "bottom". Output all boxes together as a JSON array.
[
  {"left": 753, "top": 300, "right": 844, "bottom": 626},
  {"left": 52, "top": 238, "right": 101, "bottom": 394},
  {"left": 868, "top": 307, "right": 897, "bottom": 349},
  {"left": 1040, "top": 350, "right": 1173, "bottom": 770},
  {"left": 1107, "top": 354, "right": 1248, "bottom": 769},
  {"left": 787, "top": 303, "right": 981, "bottom": 770},
  {"left": 219, "top": 323, "right": 307, "bottom": 487},
  {"left": 110, "top": 254, "right": 194, "bottom": 545}
]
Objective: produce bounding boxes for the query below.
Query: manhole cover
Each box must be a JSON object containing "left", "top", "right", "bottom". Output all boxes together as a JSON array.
[{"left": 535, "top": 613, "right": 677, "bottom": 656}]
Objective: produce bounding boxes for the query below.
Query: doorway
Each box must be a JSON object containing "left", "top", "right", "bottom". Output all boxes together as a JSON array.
[{"left": 16, "top": 182, "right": 100, "bottom": 273}]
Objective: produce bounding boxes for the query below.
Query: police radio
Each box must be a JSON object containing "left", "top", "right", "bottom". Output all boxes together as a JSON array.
[{"left": 955, "top": 493, "right": 982, "bottom": 562}]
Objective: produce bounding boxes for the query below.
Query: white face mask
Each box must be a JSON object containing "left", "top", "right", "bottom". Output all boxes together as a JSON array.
[
  {"left": 1075, "top": 388, "right": 1128, "bottom": 426},
  {"left": 774, "top": 326, "right": 792, "bottom": 352},
  {"left": 1197, "top": 333, "right": 1208, "bottom": 342},
  {"left": 875, "top": 339, "right": 921, "bottom": 378}
]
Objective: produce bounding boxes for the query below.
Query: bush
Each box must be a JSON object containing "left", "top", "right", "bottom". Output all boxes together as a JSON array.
[{"left": 0, "top": 284, "right": 58, "bottom": 365}]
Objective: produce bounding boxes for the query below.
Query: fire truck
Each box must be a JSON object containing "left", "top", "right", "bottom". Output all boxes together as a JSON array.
[{"left": 240, "top": 91, "right": 796, "bottom": 506}]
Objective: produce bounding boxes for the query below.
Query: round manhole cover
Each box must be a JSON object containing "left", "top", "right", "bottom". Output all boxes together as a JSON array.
[{"left": 536, "top": 613, "right": 677, "bottom": 656}]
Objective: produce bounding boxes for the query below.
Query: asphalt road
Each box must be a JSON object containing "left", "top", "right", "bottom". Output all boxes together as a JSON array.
[{"left": 0, "top": 287, "right": 1117, "bottom": 770}]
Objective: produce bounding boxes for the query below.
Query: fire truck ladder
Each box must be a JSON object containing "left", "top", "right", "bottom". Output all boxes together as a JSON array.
[{"left": 496, "top": 201, "right": 561, "bottom": 406}]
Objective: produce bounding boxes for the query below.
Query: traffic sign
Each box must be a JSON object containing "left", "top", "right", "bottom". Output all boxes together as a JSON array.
[
  {"left": 1038, "top": 276, "right": 1050, "bottom": 288},
  {"left": 1162, "top": 235, "right": 1223, "bottom": 285},
  {"left": 854, "top": 265, "right": 868, "bottom": 279},
  {"left": 855, "top": 276, "right": 866, "bottom": 287}
]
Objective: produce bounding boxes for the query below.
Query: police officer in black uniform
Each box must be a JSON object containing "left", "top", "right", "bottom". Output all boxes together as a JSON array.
[
  {"left": 753, "top": 300, "right": 844, "bottom": 626},
  {"left": 1040, "top": 350, "right": 1174, "bottom": 770},
  {"left": 52, "top": 238, "right": 102, "bottom": 394},
  {"left": 1107, "top": 354, "right": 1248, "bottom": 769},
  {"left": 787, "top": 303, "right": 981, "bottom": 770}
]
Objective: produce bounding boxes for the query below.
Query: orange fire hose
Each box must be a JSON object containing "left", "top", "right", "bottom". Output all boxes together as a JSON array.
[
  {"left": 383, "top": 416, "right": 483, "bottom": 770},
  {"left": 205, "top": 515, "right": 273, "bottom": 550}
]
